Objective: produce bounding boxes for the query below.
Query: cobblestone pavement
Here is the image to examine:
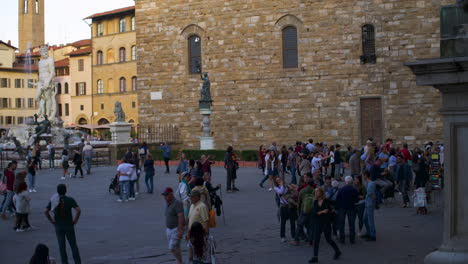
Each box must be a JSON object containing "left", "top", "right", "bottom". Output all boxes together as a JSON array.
[{"left": 1, "top": 165, "right": 443, "bottom": 264}]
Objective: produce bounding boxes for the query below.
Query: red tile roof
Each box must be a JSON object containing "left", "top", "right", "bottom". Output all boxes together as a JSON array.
[
  {"left": 66, "top": 47, "right": 92, "bottom": 57},
  {"left": 0, "top": 40, "right": 17, "bottom": 50},
  {"left": 16, "top": 51, "right": 41, "bottom": 57},
  {"left": 55, "top": 58, "right": 69, "bottom": 68},
  {"left": 0, "top": 63, "right": 39, "bottom": 72},
  {"left": 85, "top": 6, "right": 135, "bottom": 20},
  {"left": 70, "top": 39, "right": 91, "bottom": 48}
]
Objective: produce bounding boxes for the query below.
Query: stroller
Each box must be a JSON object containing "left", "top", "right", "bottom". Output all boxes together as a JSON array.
[
  {"left": 108, "top": 174, "right": 120, "bottom": 195},
  {"left": 414, "top": 187, "right": 428, "bottom": 214}
]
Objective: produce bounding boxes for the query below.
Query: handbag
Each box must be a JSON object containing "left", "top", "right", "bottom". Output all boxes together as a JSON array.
[{"left": 209, "top": 209, "right": 217, "bottom": 228}]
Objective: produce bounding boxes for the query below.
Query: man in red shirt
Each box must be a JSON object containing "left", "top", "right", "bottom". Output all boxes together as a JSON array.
[
  {"left": 1, "top": 162, "right": 17, "bottom": 218},
  {"left": 399, "top": 143, "right": 412, "bottom": 163}
]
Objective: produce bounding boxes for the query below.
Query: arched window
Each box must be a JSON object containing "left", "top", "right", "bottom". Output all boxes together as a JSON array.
[
  {"left": 119, "top": 18, "right": 126, "bottom": 33},
  {"left": 56, "top": 83, "right": 62, "bottom": 94},
  {"left": 98, "top": 118, "right": 109, "bottom": 125},
  {"left": 131, "top": 46, "right": 137, "bottom": 60},
  {"left": 282, "top": 26, "right": 298, "bottom": 68},
  {"left": 97, "top": 79, "right": 104, "bottom": 94},
  {"left": 119, "top": 47, "right": 126, "bottom": 62},
  {"left": 131, "top": 16, "right": 136, "bottom": 31},
  {"left": 107, "top": 49, "right": 114, "bottom": 63},
  {"left": 188, "top": 35, "right": 201, "bottom": 74},
  {"left": 361, "top": 24, "right": 376, "bottom": 64},
  {"left": 64, "top": 82, "right": 69, "bottom": 94},
  {"left": 132, "top": 76, "right": 137, "bottom": 91},
  {"left": 97, "top": 50, "right": 103, "bottom": 65},
  {"left": 120, "top": 77, "right": 126, "bottom": 92},
  {"left": 78, "top": 118, "right": 88, "bottom": 125},
  {"left": 35, "top": 0, "right": 39, "bottom": 13},
  {"left": 24, "top": 0, "right": 28, "bottom": 13},
  {"left": 108, "top": 78, "right": 114, "bottom": 93}
]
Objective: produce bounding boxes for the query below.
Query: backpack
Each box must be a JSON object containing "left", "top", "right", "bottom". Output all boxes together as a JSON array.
[{"left": 302, "top": 191, "right": 315, "bottom": 214}]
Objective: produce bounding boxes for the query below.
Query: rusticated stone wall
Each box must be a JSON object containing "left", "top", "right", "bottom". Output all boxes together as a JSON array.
[{"left": 135, "top": 0, "right": 450, "bottom": 149}]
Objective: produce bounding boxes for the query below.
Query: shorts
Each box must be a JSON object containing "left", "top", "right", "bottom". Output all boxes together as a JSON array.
[
  {"left": 268, "top": 168, "right": 279, "bottom": 176},
  {"left": 63, "top": 162, "right": 69, "bottom": 170},
  {"left": 166, "top": 227, "right": 181, "bottom": 250}
]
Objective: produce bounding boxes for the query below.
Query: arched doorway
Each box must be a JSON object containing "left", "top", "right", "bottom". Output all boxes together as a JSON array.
[
  {"left": 98, "top": 118, "right": 110, "bottom": 125},
  {"left": 78, "top": 118, "right": 88, "bottom": 125}
]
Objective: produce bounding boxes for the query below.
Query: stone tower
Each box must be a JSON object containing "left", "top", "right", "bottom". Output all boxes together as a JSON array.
[{"left": 18, "top": 0, "right": 45, "bottom": 52}]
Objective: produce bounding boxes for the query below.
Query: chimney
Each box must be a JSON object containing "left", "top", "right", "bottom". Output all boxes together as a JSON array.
[{"left": 8, "top": 40, "right": 11, "bottom": 45}]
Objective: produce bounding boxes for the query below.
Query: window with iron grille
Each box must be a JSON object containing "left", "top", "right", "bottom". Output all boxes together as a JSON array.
[
  {"left": 188, "top": 35, "right": 201, "bottom": 74},
  {"left": 282, "top": 26, "right": 298, "bottom": 68},
  {"left": 361, "top": 24, "right": 376, "bottom": 64}
]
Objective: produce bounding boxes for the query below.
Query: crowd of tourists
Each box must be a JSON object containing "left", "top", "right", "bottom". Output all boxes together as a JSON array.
[
  {"left": 257, "top": 138, "right": 443, "bottom": 263},
  {"left": 0, "top": 135, "right": 444, "bottom": 264}
]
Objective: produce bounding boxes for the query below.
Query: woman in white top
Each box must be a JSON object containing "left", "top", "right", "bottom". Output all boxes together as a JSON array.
[
  {"left": 13, "top": 182, "right": 31, "bottom": 232},
  {"left": 177, "top": 172, "right": 191, "bottom": 218},
  {"left": 116, "top": 158, "right": 135, "bottom": 202}
]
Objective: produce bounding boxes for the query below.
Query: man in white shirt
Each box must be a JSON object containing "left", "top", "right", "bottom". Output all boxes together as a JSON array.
[{"left": 116, "top": 159, "right": 135, "bottom": 202}]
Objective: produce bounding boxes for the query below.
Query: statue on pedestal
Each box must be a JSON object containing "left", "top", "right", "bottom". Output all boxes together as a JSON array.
[
  {"left": 33, "top": 46, "right": 57, "bottom": 121},
  {"left": 114, "top": 101, "right": 126, "bottom": 122},
  {"left": 200, "top": 72, "right": 212, "bottom": 102},
  {"left": 33, "top": 114, "right": 51, "bottom": 139}
]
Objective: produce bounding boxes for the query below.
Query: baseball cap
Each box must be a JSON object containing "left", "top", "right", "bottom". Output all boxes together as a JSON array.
[
  {"left": 181, "top": 171, "right": 190, "bottom": 178},
  {"left": 161, "top": 187, "right": 174, "bottom": 196}
]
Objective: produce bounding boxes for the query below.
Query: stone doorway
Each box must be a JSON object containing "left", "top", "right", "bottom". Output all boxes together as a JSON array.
[{"left": 360, "top": 97, "right": 383, "bottom": 144}]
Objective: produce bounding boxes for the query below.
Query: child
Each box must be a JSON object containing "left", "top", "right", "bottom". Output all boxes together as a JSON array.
[{"left": 13, "top": 182, "right": 31, "bottom": 232}]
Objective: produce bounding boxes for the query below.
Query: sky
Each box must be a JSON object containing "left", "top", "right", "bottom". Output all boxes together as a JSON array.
[{"left": 0, "top": 0, "right": 135, "bottom": 48}]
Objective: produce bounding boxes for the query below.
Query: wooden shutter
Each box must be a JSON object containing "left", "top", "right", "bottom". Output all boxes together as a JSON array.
[
  {"left": 76, "top": 83, "right": 79, "bottom": 96},
  {"left": 283, "top": 26, "right": 298, "bottom": 68},
  {"left": 188, "top": 35, "right": 201, "bottom": 73},
  {"left": 84, "top": 83, "right": 86, "bottom": 95}
]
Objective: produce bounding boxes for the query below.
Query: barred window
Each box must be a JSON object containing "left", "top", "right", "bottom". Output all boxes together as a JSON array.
[
  {"left": 119, "top": 18, "right": 126, "bottom": 33},
  {"left": 361, "top": 24, "right": 376, "bottom": 64},
  {"left": 131, "top": 46, "right": 137, "bottom": 60},
  {"left": 119, "top": 47, "right": 126, "bottom": 62},
  {"left": 282, "top": 26, "right": 298, "bottom": 68},
  {"left": 97, "top": 79, "right": 104, "bottom": 94},
  {"left": 120, "top": 77, "right": 126, "bottom": 92},
  {"left": 188, "top": 35, "right": 201, "bottom": 74}
]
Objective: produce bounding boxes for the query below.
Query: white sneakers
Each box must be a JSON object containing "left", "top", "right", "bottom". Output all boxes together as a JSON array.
[
  {"left": 61, "top": 177, "right": 66, "bottom": 180},
  {"left": 116, "top": 199, "right": 123, "bottom": 202},
  {"left": 129, "top": 197, "right": 136, "bottom": 201},
  {"left": 268, "top": 188, "right": 273, "bottom": 192},
  {"left": 281, "top": 238, "right": 287, "bottom": 243}
]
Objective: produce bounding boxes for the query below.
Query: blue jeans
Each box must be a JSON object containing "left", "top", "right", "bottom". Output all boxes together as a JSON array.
[
  {"left": 49, "top": 155, "right": 54, "bottom": 168},
  {"left": 356, "top": 202, "right": 365, "bottom": 231},
  {"left": 290, "top": 166, "right": 297, "bottom": 184},
  {"left": 55, "top": 225, "right": 81, "bottom": 264},
  {"left": 27, "top": 173, "right": 35, "bottom": 189},
  {"left": 119, "top": 181, "right": 129, "bottom": 201},
  {"left": 338, "top": 208, "right": 356, "bottom": 242},
  {"left": 1, "top": 190, "right": 15, "bottom": 214},
  {"left": 294, "top": 213, "right": 314, "bottom": 243},
  {"left": 364, "top": 205, "right": 376, "bottom": 238},
  {"left": 145, "top": 171, "right": 154, "bottom": 193},
  {"left": 129, "top": 180, "right": 136, "bottom": 198},
  {"left": 84, "top": 157, "right": 92, "bottom": 174}
]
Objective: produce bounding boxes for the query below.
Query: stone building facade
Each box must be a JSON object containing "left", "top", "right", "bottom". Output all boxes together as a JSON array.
[{"left": 136, "top": 0, "right": 449, "bottom": 150}]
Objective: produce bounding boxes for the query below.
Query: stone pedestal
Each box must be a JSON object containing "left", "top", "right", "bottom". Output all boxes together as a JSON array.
[
  {"left": 109, "top": 122, "right": 132, "bottom": 145},
  {"left": 200, "top": 107, "right": 215, "bottom": 150},
  {"left": 406, "top": 57, "right": 468, "bottom": 264}
]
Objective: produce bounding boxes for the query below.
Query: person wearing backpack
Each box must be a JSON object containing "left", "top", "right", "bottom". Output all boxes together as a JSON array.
[
  {"left": 336, "top": 176, "right": 359, "bottom": 244},
  {"left": 292, "top": 177, "right": 315, "bottom": 246}
]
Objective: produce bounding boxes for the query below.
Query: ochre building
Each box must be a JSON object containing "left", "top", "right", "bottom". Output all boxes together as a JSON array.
[
  {"left": 86, "top": 6, "right": 139, "bottom": 130},
  {"left": 136, "top": 0, "right": 448, "bottom": 149}
]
